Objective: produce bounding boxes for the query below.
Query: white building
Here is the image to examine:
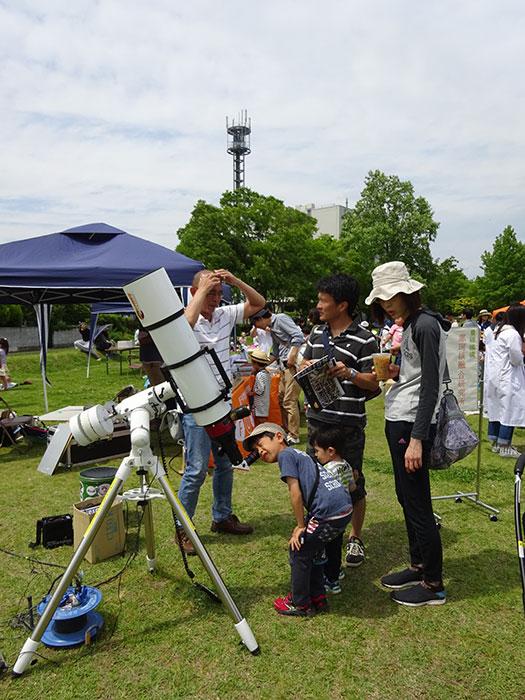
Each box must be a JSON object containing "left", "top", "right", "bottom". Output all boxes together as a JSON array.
[{"left": 295, "top": 203, "right": 349, "bottom": 239}]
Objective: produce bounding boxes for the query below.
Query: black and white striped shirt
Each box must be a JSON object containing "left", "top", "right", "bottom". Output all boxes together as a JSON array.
[{"left": 303, "top": 320, "right": 377, "bottom": 427}]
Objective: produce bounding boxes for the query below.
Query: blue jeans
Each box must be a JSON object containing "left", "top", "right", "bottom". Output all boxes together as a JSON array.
[
  {"left": 178, "top": 412, "right": 233, "bottom": 523},
  {"left": 487, "top": 421, "right": 514, "bottom": 445}
]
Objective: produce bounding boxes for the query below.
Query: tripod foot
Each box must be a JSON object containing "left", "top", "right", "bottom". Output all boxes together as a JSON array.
[
  {"left": 234, "top": 618, "right": 260, "bottom": 655},
  {"left": 146, "top": 555, "right": 157, "bottom": 573},
  {"left": 12, "top": 638, "right": 40, "bottom": 677}
]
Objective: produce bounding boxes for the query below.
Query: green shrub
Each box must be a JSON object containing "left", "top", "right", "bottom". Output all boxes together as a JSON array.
[{"left": 0, "top": 304, "right": 24, "bottom": 327}]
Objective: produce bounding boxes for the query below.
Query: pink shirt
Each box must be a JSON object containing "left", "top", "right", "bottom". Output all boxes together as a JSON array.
[{"left": 390, "top": 324, "right": 403, "bottom": 346}]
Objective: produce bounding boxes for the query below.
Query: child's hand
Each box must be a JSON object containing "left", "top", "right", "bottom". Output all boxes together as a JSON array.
[{"left": 289, "top": 525, "right": 304, "bottom": 551}]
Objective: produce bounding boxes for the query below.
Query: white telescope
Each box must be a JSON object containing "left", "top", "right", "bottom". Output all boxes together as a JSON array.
[{"left": 124, "top": 267, "right": 244, "bottom": 465}]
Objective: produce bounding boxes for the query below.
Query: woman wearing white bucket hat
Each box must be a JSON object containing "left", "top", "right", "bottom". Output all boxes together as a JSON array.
[{"left": 366, "top": 261, "right": 450, "bottom": 607}]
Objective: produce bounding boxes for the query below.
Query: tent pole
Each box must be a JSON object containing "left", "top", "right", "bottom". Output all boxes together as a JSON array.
[{"left": 42, "top": 370, "right": 49, "bottom": 412}]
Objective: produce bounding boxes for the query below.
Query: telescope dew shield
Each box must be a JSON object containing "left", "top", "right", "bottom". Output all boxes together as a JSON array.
[{"left": 123, "top": 268, "right": 231, "bottom": 429}]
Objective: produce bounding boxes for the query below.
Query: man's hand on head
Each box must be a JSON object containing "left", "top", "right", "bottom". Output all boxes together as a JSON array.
[
  {"left": 198, "top": 272, "right": 222, "bottom": 294},
  {"left": 214, "top": 269, "right": 238, "bottom": 286}
]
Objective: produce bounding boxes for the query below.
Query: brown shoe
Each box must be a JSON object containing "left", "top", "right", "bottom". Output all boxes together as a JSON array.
[
  {"left": 210, "top": 513, "right": 253, "bottom": 535},
  {"left": 176, "top": 528, "right": 196, "bottom": 555}
]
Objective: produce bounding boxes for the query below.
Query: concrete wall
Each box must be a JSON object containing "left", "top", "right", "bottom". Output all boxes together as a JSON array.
[
  {"left": 0, "top": 327, "right": 78, "bottom": 352},
  {"left": 295, "top": 203, "right": 349, "bottom": 239}
]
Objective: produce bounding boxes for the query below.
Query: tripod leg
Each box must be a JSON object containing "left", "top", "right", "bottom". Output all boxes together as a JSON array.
[
  {"left": 142, "top": 499, "right": 157, "bottom": 573},
  {"left": 156, "top": 473, "right": 259, "bottom": 655},
  {"left": 12, "top": 473, "right": 127, "bottom": 677}
]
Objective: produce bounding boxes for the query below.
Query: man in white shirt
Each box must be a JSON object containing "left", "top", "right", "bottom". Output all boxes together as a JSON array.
[{"left": 178, "top": 269, "right": 265, "bottom": 553}]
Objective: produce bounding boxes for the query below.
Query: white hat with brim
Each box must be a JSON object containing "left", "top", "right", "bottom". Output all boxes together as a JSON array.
[
  {"left": 477, "top": 309, "right": 490, "bottom": 317},
  {"left": 365, "top": 261, "right": 425, "bottom": 305},
  {"left": 242, "top": 422, "right": 284, "bottom": 452}
]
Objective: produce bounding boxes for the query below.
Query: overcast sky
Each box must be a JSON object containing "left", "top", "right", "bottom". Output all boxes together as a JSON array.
[{"left": 1, "top": 1, "right": 524, "bottom": 278}]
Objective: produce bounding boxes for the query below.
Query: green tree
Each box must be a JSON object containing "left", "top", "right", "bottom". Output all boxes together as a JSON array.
[
  {"left": 339, "top": 170, "right": 439, "bottom": 302},
  {"left": 476, "top": 226, "right": 525, "bottom": 309},
  {"left": 176, "top": 188, "right": 342, "bottom": 313},
  {"left": 423, "top": 257, "right": 475, "bottom": 314},
  {"left": 0, "top": 304, "right": 24, "bottom": 327}
]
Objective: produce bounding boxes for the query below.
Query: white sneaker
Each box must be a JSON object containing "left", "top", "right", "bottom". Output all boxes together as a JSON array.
[
  {"left": 491, "top": 442, "right": 500, "bottom": 453},
  {"left": 499, "top": 445, "right": 521, "bottom": 459},
  {"left": 286, "top": 435, "right": 300, "bottom": 445}
]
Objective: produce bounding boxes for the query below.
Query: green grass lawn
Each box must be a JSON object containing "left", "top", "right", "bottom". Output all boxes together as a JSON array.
[{"left": 0, "top": 350, "right": 524, "bottom": 699}]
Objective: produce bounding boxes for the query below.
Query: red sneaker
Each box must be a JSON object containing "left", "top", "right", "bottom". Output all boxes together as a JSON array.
[
  {"left": 311, "top": 594, "right": 329, "bottom": 613},
  {"left": 273, "top": 593, "right": 316, "bottom": 617}
]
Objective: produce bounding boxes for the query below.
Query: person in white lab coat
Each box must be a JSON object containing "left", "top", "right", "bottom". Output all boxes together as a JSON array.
[
  {"left": 485, "top": 304, "right": 525, "bottom": 458},
  {"left": 482, "top": 311, "right": 505, "bottom": 406}
]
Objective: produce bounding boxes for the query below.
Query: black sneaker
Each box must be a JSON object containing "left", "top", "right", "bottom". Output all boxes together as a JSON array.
[
  {"left": 345, "top": 536, "right": 365, "bottom": 567},
  {"left": 390, "top": 581, "right": 446, "bottom": 607},
  {"left": 381, "top": 567, "right": 424, "bottom": 589}
]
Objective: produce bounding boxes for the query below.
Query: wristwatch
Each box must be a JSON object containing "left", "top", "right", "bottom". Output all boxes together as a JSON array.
[{"left": 348, "top": 368, "right": 357, "bottom": 380}]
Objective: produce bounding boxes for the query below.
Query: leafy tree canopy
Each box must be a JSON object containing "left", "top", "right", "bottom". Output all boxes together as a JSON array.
[
  {"left": 176, "top": 188, "right": 342, "bottom": 314},
  {"left": 423, "top": 257, "right": 475, "bottom": 315},
  {"left": 476, "top": 225, "right": 525, "bottom": 309},
  {"left": 339, "top": 170, "right": 439, "bottom": 302}
]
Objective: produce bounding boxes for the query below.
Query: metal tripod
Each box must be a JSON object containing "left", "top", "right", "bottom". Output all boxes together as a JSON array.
[{"left": 12, "top": 407, "right": 259, "bottom": 677}]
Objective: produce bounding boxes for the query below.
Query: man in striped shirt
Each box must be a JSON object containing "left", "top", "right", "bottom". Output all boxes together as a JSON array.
[
  {"left": 177, "top": 268, "right": 265, "bottom": 553},
  {"left": 300, "top": 273, "right": 379, "bottom": 568}
]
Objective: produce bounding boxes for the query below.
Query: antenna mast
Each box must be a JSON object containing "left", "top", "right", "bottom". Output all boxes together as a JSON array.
[{"left": 226, "top": 110, "right": 251, "bottom": 190}]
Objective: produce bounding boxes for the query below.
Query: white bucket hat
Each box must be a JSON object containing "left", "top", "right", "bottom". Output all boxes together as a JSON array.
[{"left": 365, "top": 261, "right": 425, "bottom": 305}]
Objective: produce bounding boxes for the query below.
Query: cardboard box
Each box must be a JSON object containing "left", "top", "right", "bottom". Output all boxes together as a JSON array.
[{"left": 73, "top": 496, "right": 125, "bottom": 563}]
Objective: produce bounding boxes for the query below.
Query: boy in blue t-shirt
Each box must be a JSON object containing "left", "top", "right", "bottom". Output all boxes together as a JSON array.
[{"left": 243, "top": 422, "right": 353, "bottom": 616}]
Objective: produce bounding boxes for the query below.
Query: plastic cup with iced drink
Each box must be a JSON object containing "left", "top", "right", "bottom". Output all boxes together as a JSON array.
[{"left": 372, "top": 353, "right": 391, "bottom": 381}]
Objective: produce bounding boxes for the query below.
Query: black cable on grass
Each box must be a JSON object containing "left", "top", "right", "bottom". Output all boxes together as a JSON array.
[
  {"left": 93, "top": 500, "right": 145, "bottom": 589},
  {"left": 156, "top": 422, "right": 221, "bottom": 604},
  {"left": 0, "top": 547, "right": 67, "bottom": 570}
]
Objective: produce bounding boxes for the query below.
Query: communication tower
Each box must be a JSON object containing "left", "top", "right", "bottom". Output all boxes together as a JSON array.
[{"left": 226, "top": 110, "right": 251, "bottom": 190}]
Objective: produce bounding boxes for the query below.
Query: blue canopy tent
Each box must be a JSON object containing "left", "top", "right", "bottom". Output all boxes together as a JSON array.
[{"left": 0, "top": 223, "right": 204, "bottom": 409}]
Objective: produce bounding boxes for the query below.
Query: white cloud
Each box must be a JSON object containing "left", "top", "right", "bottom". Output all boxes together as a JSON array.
[{"left": 0, "top": 0, "right": 524, "bottom": 279}]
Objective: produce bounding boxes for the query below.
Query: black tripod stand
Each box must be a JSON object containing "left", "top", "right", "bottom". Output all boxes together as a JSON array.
[{"left": 514, "top": 452, "right": 525, "bottom": 615}]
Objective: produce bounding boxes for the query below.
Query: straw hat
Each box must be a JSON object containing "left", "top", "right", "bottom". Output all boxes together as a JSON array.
[
  {"left": 478, "top": 309, "right": 490, "bottom": 318},
  {"left": 365, "top": 261, "right": 425, "bottom": 305},
  {"left": 249, "top": 349, "right": 271, "bottom": 365}
]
